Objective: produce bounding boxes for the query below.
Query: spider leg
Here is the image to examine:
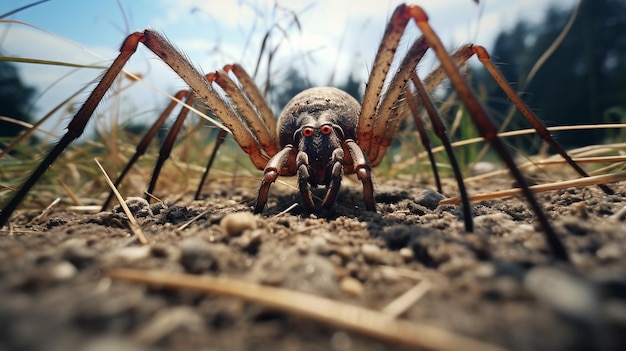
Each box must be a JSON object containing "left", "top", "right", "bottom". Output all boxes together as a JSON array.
[
  {"left": 208, "top": 69, "right": 278, "bottom": 159},
  {"left": 0, "top": 29, "right": 272, "bottom": 226},
  {"left": 195, "top": 128, "right": 228, "bottom": 200},
  {"left": 410, "top": 73, "right": 473, "bottom": 232},
  {"left": 403, "top": 91, "right": 443, "bottom": 193},
  {"left": 358, "top": 5, "right": 415, "bottom": 157},
  {"left": 470, "top": 45, "right": 613, "bottom": 195},
  {"left": 345, "top": 140, "right": 375, "bottom": 211},
  {"left": 254, "top": 145, "right": 294, "bottom": 214},
  {"left": 408, "top": 6, "right": 569, "bottom": 262},
  {"left": 367, "top": 37, "right": 430, "bottom": 165},
  {"left": 0, "top": 32, "right": 144, "bottom": 227},
  {"left": 320, "top": 148, "right": 345, "bottom": 210},
  {"left": 140, "top": 30, "right": 268, "bottom": 169},
  {"left": 101, "top": 90, "right": 191, "bottom": 210},
  {"left": 296, "top": 151, "right": 317, "bottom": 211},
  {"left": 370, "top": 45, "right": 476, "bottom": 167},
  {"left": 225, "top": 64, "right": 278, "bottom": 144},
  {"left": 145, "top": 93, "right": 196, "bottom": 201}
]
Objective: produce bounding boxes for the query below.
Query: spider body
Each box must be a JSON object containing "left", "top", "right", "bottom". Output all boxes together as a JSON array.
[
  {"left": 278, "top": 87, "right": 359, "bottom": 180},
  {"left": 256, "top": 87, "right": 372, "bottom": 214}
]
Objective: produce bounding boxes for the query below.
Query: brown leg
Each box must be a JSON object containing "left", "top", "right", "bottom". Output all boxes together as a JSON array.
[
  {"left": 140, "top": 30, "right": 268, "bottom": 169},
  {"left": 208, "top": 69, "right": 278, "bottom": 158},
  {"left": 195, "top": 128, "right": 228, "bottom": 200},
  {"left": 358, "top": 4, "right": 414, "bottom": 157},
  {"left": 254, "top": 145, "right": 294, "bottom": 214},
  {"left": 0, "top": 29, "right": 276, "bottom": 226},
  {"left": 145, "top": 93, "right": 196, "bottom": 201},
  {"left": 225, "top": 64, "right": 278, "bottom": 145},
  {"left": 411, "top": 73, "right": 473, "bottom": 232},
  {"left": 296, "top": 151, "right": 316, "bottom": 211},
  {"left": 101, "top": 90, "right": 191, "bottom": 210},
  {"left": 0, "top": 32, "right": 145, "bottom": 227},
  {"left": 321, "top": 148, "right": 346, "bottom": 210},
  {"left": 470, "top": 45, "right": 613, "bottom": 195},
  {"left": 407, "top": 5, "right": 569, "bottom": 262},
  {"left": 368, "top": 36, "right": 431, "bottom": 165},
  {"left": 345, "top": 140, "right": 375, "bottom": 211},
  {"left": 403, "top": 90, "right": 443, "bottom": 194}
]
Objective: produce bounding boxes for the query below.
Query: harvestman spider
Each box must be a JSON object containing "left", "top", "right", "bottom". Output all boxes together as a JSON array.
[{"left": 0, "top": 4, "right": 612, "bottom": 263}]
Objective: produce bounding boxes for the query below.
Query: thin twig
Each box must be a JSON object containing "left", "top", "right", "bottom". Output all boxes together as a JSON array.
[
  {"left": 441, "top": 171, "right": 626, "bottom": 205},
  {"left": 95, "top": 159, "right": 149, "bottom": 245},
  {"left": 30, "top": 198, "right": 60, "bottom": 225},
  {"left": 381, "top": 280, "right": 432, "bottom": 318},
  {"left": 110, "top": 268, "right": 509, "bottom": 351}
]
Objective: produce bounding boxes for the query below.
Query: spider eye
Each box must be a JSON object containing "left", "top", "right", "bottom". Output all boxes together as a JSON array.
[
  {"left": 302, "top": 127, "right": 315, "bottom": 137},
  {"left": 320, "top": 125, "right": 333, "bottom": 135}
]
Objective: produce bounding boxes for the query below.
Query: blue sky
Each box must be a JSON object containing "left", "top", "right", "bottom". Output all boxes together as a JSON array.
[{"left": 1, "top": 0, "right": 578, "bottom": 137}]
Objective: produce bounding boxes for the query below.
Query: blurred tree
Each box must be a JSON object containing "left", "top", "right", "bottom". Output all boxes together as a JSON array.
[
  {"left": 0, "top": 60, "right": 35, "bottom": 140},
  {"left": 477, "top": 0, "right": 626, "bottom": 148}
]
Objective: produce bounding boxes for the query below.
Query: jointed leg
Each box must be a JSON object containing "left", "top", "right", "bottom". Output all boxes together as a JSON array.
[
  {"left": 367, "top": 36, "right": 431, "bottom": 165},
  {"left": 407, "top": 6, "right": 569, "bottom": 262},
  {"left": 0, "top": 29, "right": 275, "bottom": 226},
  {"left": 0, "top": 32, "right": 145, "bottom": 227},
  {"left": 208, "top": 69, "right": 278, "bottom": 158},
  {"left": 344, "top": 140, "right": 375, "bottom": 211},
  {"left": 254, "top": 146, "right": 294, "bottom": 214},
  {"left": 224, "top": 64, "right": 278, "bottom": 145},
  {"left": 101, "top": 90, "right": 191, "bottom": 210},
  {"left": 321, "top": 148, "right": 345, "bottom": 210},
  {"left": 195, "top": 128, "right": 228, "bottom": 200},
  {"left": 296, "top": 151, "right": 317, "bottom": 211},
  {"left": 145, "top": 93, "right": 196, "bottom": 200},
  {"left": 469, "top": 45, "right": 613, "bottom": 195},
  {"left": 358, "top": 5, "right": 415, "bottom": 157},
  {"left": 410, "top": 73, "right": 473, "bottom": 232}
]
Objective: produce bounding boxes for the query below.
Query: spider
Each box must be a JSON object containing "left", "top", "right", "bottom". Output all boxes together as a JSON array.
[{"left": 0, "top": 3, "right": 609, "bottom": 263}]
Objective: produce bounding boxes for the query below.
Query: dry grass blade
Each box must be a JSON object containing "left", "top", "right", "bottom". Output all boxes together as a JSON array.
[
  {"left": 94, "top": 159, "right": 149, "bottom": 245},
  {"left": 0, "top": 0, "right": 49, "bottom": 19},
  {"left": 381, "top": 280, "right": 432, "bottom": 318},
  {"left": 441, "top": 171, "right": 626, "bottom": 205},
  {"left": 30, "top": 197, "right": 60, "bottom": 225},
  {"left": 109, "top": 268, "right": 509, "bottom": 351}
]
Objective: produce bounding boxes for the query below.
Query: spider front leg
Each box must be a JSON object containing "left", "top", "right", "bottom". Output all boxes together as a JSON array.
[
  {"left": 254, "top": 146, "right": 294, "bottom": 214},
  {"left": 0, "top": 30, "right": 272, "bottom": 227},
  {"left": 344, "top": 140, "right": 375, "bottom": 211},
  {"left": 296, "top": 151, "right": 317, "bottom": 211}
]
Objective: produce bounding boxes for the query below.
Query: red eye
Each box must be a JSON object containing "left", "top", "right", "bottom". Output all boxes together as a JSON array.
[
  {"left": 320, "top": 125, "right": 333, "bottom": 135},
  {"left": 302, "top": 127, "right": 314, "bottom": 137}
]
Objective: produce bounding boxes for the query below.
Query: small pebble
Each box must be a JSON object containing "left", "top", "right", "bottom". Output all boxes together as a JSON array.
[
  {"left": 399, "top": 247, "right": 413, "bottom": 262},
  {"left": 220, "top": 212, "right": 258, "bottom": 236},
  {"left": 49, "top": 261, "right": 77, "bottom": 281},
  {"left": 470, "top": 161, "right": 498, "bottom": 175},
  {"left": 340, "top": 276, "right": 364, "bottom": 298},
  {"left": 309, "top": 236, "right": 329, "bottom": 254},
  {"left": 106, "top": 246, "right": 151, "bottom": 262},
  {"left": 415, "top": 190, "right": 445, "bottom": 210},
  {"left": 361, "top": 244, "right": 385, "bottom": 264},
  {"left": 525, "top": 266, "right": 599, "bottom": 320},
  {"left": 179, "top": 238, "right": 221, "bottom": 274},
  {"left": 596, "top": 243, "right": 622, "bottom": 261}
]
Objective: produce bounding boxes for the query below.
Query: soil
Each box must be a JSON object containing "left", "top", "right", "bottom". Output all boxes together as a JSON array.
[{"left": 1, "top": 173, "right": 625, "bottom": 351}]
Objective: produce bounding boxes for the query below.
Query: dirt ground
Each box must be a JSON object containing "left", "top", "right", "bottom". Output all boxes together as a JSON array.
[{"left": 1, "top": 171, "right": 625, "bottom": 351}]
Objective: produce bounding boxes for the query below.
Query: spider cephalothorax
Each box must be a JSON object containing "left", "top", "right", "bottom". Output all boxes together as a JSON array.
[{"left": 254, "top": 87, "right": 374, "bottom": 214}]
